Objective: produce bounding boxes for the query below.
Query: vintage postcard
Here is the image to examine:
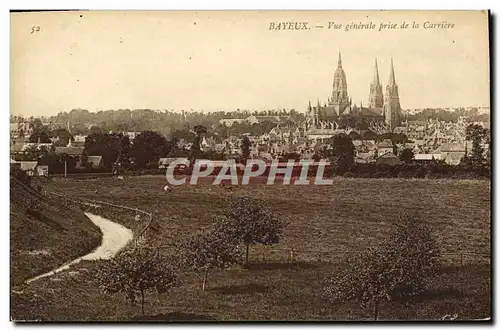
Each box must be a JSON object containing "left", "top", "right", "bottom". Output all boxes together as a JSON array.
[{"left": 10, "top": 10, "right": 491, "bottom": 322}]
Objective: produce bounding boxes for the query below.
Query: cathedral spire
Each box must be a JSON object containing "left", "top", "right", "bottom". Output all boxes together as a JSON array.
[
  {"left": 337, "top": 52, "right": 342, "bottom": 68},
  {"left": 368, "top": 57, "right": 383, "bottom": 109},
  {"left": 384, "top": 58, "right": 401, "bottom": 131},
  {"left": 388, "top": 58, "right": 396, "bottom": 86},
  {"left": 373, "top": 58, "right": 380, "bottom": 85},
  {"left": 308, "top": 100, "right": 312, "bottom": 111}
]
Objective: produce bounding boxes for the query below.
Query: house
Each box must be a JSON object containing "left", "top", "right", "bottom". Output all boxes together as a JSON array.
[
  {"left": 434, "top": 142, "right": 466, "bottom": 166},
  {"left": 55, "top": 146, "right": 84, "bottom": 156},
  {"left": 414, "top": 153, "right": 442, "bottom": 163},
  {"left": 158, "top": 157, "right": 189, "bottom": 169},
  {"left": 219, "top": 118, "right": 245, "bottom": 127},
  {"left": 126, "top": 131, "right": 140, "bottom": 141},
  {"left": 87, "top": 156, "right": 103, "bottom": 169},
  {"left": 21, "top": 143, "right": 53, "bottom": 152},
  {"left": 18, "top": 161, "right": 38, "bottom": 176},
  {"left": 36, "top": 165, "right": 49, "bottom": 176},
  {"left": 376, "top": 139, "right": 394, "bottom": 156},
  {"left": 356, "top": 152, "right": 376, "bottom": 164},
  {"left": 376, "top": 152, "right": 401, "bottom": 166},
  {"left": 10, "top": 158, "right": 21, "bottom": 171}
]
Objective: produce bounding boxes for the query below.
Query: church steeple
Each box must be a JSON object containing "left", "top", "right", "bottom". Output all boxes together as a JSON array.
[
  {"left": 373, "top": 58, "right": 380, "bottom": 85},
  {"left": 388, "top": 58, "right": 396, "bottom": 86},
  {"left": 384, "top": 58, "right": 402, "bottom": 131},
  {"left": 337, "top": 52, "right": 342, "bottom": 68},
  {"left": 368, "top": 58, "right": 384, "bottom": 108}
]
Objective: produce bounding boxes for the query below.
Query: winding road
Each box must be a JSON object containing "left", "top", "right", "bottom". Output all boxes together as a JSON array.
[{"left": 25, "top": 212, "right": 133, "bottom": 284}]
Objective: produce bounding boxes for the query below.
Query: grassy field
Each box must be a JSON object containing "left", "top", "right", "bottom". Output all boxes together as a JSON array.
[
  {"left": 10, "top": 178, "right": 101, "bottom": 286},
  {"left": 45, "top": 176, "right": 491, "bottom": 256},
  {"left": 11, "top": 176, "right": 491, "bottom": 321}
]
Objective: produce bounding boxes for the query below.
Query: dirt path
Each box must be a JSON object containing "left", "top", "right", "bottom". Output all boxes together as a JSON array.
[{"left": 25, "top": 212, "right": 133, "bottom": 284}]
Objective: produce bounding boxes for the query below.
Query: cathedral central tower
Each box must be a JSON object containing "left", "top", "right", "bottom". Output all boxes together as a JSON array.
[{"left": 328, "top": 52, "right": 350, "bottom": 116}]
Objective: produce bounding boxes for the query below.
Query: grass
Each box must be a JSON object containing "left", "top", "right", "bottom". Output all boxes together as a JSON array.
[
  {"left": 45, "top": 176, "right": 491, "bottom": 255},
  {"left": 10, "top": 176, "right": 491, "bottom": 321},
  {"left": 11, "top": 261, "right": 490, "bottom": 321},
  {"left": 10, "top": 178, "right": 101, "bottom": 286}
]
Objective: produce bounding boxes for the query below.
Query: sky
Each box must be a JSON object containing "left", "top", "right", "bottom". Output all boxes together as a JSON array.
[{"left": 10, "top": 10, "right": 490, "bottom": 117}]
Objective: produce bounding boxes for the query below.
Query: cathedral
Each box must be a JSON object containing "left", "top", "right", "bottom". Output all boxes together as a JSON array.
[{"left": 306, "top": 53, "right": 402, "bottom": 133}]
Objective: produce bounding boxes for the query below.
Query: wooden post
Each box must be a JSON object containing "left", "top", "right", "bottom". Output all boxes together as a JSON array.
[
  {"left": 290, "top": 249, "right": 294, "bottom": 262},
  {"left": 460, "top": 253, "right": 463, "bottom": 266}
]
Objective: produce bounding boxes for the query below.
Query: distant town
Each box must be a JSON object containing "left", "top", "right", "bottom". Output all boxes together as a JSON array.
[{"left": 10, "top": 54, "right": 490, "bottom": 178}]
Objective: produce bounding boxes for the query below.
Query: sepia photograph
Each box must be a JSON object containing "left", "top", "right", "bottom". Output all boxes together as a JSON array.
[{"left": 9, "top": 10, "right": 491, "bottom": 322}]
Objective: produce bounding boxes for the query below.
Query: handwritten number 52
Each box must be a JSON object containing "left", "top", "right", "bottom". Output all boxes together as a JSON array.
[{"left": 31, "top": 26, "right": 41, "bottom": 34}]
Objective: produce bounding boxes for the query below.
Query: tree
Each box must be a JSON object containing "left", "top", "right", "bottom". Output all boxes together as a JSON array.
[
  {"left": 83, "top": 133, "right": 129, "bottom": 170},
  {"left": 24, "top": 145, "right": 47, "bottom": 161},
  {"left": 131, "top": 131, "right": 168, "bottom": 168},
  {"left": 325, "top": 248, "right": 395, "bottom": 320},
  {"left": 382, "top": 216, "right": 440, "bottom": 301},
  {"left": 193, "top": 125, "right": 207, "bottom": 136},
  {"left": 95, "top": 246, "right": 177, "bottom": 316},
  {"left": 325, "top": 216, "right": 439, "bottom": 320},
  {"left": 180, "top": 220, "right": 242, "bottom": 291},
  {"left": 190, "top": 135, "right": 202, "bottom": 162},
  {"left": 89, "top": 125, "right": 103, "bottom": 135},
  {"left": 330, "top": 133, "right": 355, "bottom": 174},
  {"left": 348, "top": 131, "right": 361, "bottom": 141},
  {"left": 222, "top": 196, "right": 285, "bottom": 266},
  {"left": 51, "top": 128, "right": 73, "bottom": 146},
  {"left": 28, "top": 126, "right": 51, "bottom": 143},
  {"left": 241, "top": 136, "right": 251, "bottom": 163},
  {"left": 399, "top": 148, "right": 414, "bottom": 164},
  {"left": 466, "top": 124, "right": 487, "bottom": 168}
]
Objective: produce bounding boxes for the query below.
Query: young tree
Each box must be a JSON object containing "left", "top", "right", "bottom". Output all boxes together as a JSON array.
[
  {"left": 223, "top": 196, "right": 285, "bottom": 266},
  {"left": 180, "top": 220, "right": 242, "bottom": 291},
  {"left": 325, "top": 248, "right": 395, "bottom": 320},
  {"left": 325, "top": 216, "right": 439, "bottom": 320},
  {"left": 382, "top": 216, "right": 440, "bottom": 300},
  {"left": 95, "top": 247, "right": 177, "bottom": 316}
]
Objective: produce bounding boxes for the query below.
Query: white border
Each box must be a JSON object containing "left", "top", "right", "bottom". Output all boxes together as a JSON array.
[{"left": 2, "top": 1, "right": 498, "bottom": 330}]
